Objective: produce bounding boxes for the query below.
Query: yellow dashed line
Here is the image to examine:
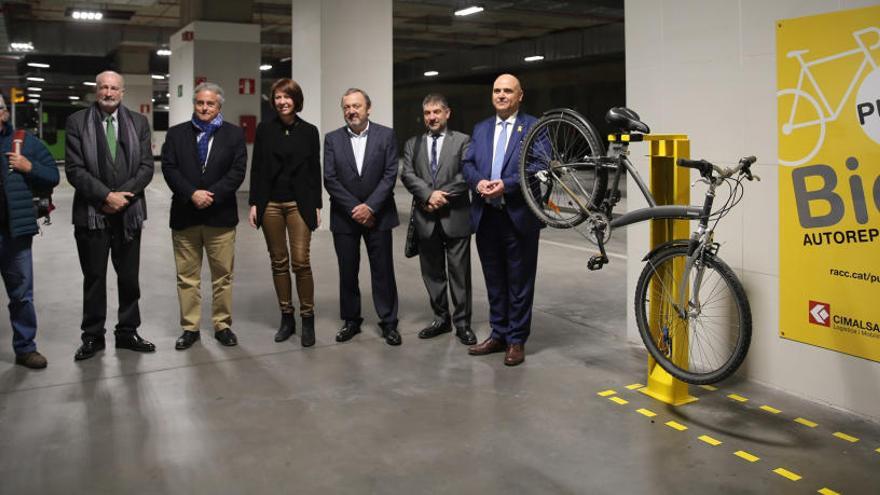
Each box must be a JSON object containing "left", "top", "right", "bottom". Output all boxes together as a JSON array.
[
  {"left": 625, "top": 383, "right": 644, "bottom": 390},
  {"left": 699, "top": 385, "right": 718, "bottom": 391},
  {"left": 734, "top": 450, "right": 760, "bottom": 463},
  {"left": 597, "top": 389, "right": 617, "bottom": 397},
  {"left": 665, "top": 421, "right": 688, "bottom": 431},
  {"left": 772, "top": 467, "right": 802, "bottom": 481},
  {"left": 832, "top": 432, "right": 859, "bottom": 443},
  {"left": 636, "top": 408, "right": 657, "bottom": 418},
  {"left": 609, "top": 396, "right": 628, "bottom": 405},
  {"left": 727, "top": 393, "right": 748, "bottom": 402},
  {"left": 794, "top": 417, "right": 818, "bottom": 428},
  {"left": 818, "top": 488, "right": 840, "bottom": 495},
  {"left": 759, "top": 405, "right": 781, "bottom": 414},
  {"left": 698, "top": 435, "right": 722, "bottom": 446}
]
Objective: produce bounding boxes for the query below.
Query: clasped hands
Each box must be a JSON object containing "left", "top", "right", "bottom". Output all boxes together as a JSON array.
[
  {"left": 191, "top": 189, "right": 215, "bottom": 210},
  {"left": 102, "top": 191, "right": 134, "bottom": 214},
  {"left": 477, "top": 179, "right": 505, "bottom": 199},
  {"left": 422, "top": 190, "right": 450, "bottom": 213},
  {"left": 352, "top": 203, "right": 375, "bottom": 228}
]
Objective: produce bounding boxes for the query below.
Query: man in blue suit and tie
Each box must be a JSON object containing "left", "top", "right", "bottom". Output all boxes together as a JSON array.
[
  {"left": 324, "top": 88, "right": 402, "bottom": 346},
  {"left": 462, "top": 74, "right": 542, "bottom": 366}
]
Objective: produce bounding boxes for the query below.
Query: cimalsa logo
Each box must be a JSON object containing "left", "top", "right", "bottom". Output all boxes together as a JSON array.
[{"left": 809, "top": 301, "right": 831, "bottom": 326}]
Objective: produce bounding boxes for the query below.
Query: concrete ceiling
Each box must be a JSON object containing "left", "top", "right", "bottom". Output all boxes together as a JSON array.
[{"left": 0, "top": 0, "right": 623, "bottom": 102}]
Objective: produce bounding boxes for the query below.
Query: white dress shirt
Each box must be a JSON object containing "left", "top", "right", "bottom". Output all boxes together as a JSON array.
[
  {"left": 492, "top": 112, "right": 518, "bottom": 165},
  {"left": 347, "top": 122, "right": 370, "bottom": 175}
]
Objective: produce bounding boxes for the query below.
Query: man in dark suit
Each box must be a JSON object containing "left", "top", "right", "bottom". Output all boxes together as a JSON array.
[
  {"left": 323, "top": 88, "right": 401, "bottom": 346},
  {"left": 65, "top": 70, "right": 156, "bottom": 361},
  {"left": 161, "top": 82, "right": 247, "bottom": 350},
  {"left": 400, "top": 93, "right": 476, "bottom": 346},
  {"left": 462, "top": 74, "right": 542, "bottom": 366}
]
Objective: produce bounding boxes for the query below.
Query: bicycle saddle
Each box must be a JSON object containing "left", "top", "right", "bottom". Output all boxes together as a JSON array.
[{"left": 605, "top": 107, "right": 650, "bottom": 134}]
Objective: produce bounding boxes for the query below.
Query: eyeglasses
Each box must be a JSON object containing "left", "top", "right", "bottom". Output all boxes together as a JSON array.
[{"left": 0, "top": 107, "right": 7, "bottom": 111}]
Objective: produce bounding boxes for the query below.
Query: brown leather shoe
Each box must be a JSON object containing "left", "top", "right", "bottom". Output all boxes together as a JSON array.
[
  {"left": 468, "top": 337, "right": 506, "bottom": 356},
  {"left": 504, "top": 343, "right": 525, "bottom": 366}
]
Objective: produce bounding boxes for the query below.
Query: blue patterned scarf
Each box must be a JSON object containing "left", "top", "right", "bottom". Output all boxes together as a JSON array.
[{"left": 191, "top": 113, "right": 223, "bottom": 169}]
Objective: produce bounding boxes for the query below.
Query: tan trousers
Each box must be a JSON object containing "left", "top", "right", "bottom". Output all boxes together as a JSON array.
[
  {"left": 172, "top": 225, "right": 236, "bottom": 332},
  {"left": 262, "top": 201, "right": 314, "bottom": 316}
]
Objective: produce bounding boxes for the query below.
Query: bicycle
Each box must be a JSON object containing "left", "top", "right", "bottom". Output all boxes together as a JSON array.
[
  {"left": 777, "top": 26, "right": 880, "bottom": 166},
  {"left": 518, "top": 107, "right": 758, "bottom": 384}
]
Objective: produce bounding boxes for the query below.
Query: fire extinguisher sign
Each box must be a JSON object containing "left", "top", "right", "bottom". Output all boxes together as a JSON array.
[{"left": 239, "top": 78, "right": 255, "bottom": 95}]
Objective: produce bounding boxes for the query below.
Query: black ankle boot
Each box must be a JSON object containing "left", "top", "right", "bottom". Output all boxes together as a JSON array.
[
  {"left": 274, "top": 313, "right": 295, "bottom": 342},
  {"left": 301, "top": 315, "right": 315, "bottom": 347}
]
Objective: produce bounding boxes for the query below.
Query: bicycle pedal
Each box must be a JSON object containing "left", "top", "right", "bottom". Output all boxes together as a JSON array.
[{"left": 587, "top": 255, "right": 608, "bottom": 271}]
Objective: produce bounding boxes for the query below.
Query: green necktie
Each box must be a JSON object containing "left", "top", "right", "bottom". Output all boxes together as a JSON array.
[{"left": 105, "top": 115, "right": 117, "bottom": 161}]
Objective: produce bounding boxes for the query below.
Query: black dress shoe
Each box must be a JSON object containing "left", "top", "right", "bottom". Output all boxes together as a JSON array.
[
  {"left": 381, "top": 324, "right": 402, "bottom": 346},
  {"left": 215, "top": 329, "right": 238, "bottom": 346},
  {"left": 335, "top": 321, "right": 361, "bottom": 342},
  {"left": 115, "top": 331, "right": 156, "bottom": 353},
  {"left": 175, "top": 331, "right": 201, "bottom": 350},
  {"left": 418, "top": 319, "right": 451, "bottom": 339},
  {"left": 455, "top": 326, "right": 478, "bottom": 346},
  {"left": 74, "top": 337, "right": 106, "bottom": 361},
  {"left": 301, "top": 315, "right": 315, "bottom": 348},
  {"left": 274, "top": 313, "right": 295, "bottom": 342}
]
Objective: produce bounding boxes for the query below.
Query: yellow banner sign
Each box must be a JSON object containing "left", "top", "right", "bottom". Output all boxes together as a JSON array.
[{"left": 778, "top": 6, "right": 880, "bottom": 361}]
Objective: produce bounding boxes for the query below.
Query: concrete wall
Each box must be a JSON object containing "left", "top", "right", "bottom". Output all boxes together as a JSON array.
[{"left": 625, "top": 0, "right": 880, "bottom": 420}]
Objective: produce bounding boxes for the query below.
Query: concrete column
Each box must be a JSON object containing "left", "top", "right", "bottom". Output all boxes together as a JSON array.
[
  {"left": 168, "top": 21, "right": 261, "bottom": 188},
  {"left": 121, "top": 74, "right": 154, "bottom": 149},
  {"left": 292, "top": 0, "right": 393, "bottom": 135}
]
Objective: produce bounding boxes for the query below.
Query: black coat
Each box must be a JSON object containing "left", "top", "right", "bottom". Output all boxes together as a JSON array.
[
  {"left": 161, "top": 120, "right": 247, "bottom": 230},
  {"left": 248, "top": 116, "right": 322, "bottom": 230}
]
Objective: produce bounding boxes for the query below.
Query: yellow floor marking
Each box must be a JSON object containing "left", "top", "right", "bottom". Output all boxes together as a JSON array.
[
  {"left": 609, "top": 396, "right": 628, "bottom": 405},
  {"left": 636, "top": 408, "right": 657, "bottom": 418},
  {"left": 832, "top": 432, "right": 859, "bottom": 443},
  {"left": 625, "top": 383, "right": 644, "bottom": 390},
  {"left": 698, "top": 435, "right": 722, "bottom": 446},
  {"left": 818, "top": 488, "right": 840, "bottom": 495},
  {"left": 665, "top": 421, "right": 688, "bottom": 431},
  {"left": 759, "top": 405, "right": 781, "bottom": 414},
  {"left": 727, "top": 393, "right": 748, "bottom": 402},
  {"left": 733, "top": 450, "right": 760, "bottom": 463},
  {"left": 794, "top": 417, "right": 818, "bottom": 428},
  {"left": 597, "top": 389, "right": 617, "bottom": 397},
  {"left": 772, "top": 468, "right": 802, "bottom": 481},
  {"left": 699, "top": 385, "right": 718, "bottom": 391}
]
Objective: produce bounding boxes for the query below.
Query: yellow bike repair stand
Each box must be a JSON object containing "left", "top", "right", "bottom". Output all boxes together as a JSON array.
[{"left": 639, "top": 134, "right": 698, "bottom": 406}]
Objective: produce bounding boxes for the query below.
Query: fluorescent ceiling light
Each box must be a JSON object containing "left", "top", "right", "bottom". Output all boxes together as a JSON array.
[
  {"left": 26, "top": 76, "right": 45, "bottom": 82},
  {"left": 27, "top": 62, "right": 50, "bottom": 69},
  {"left": 83, "top": 81, "right": 96, "bottom": 86},
  {"left": 151, "top": 74, "right": 165, "bottom": 80},
  {"left": 524, "top": 55, "right": 545, "bottom": 62},
  {"left": 72, "top": 11, "right": 103, "bottom": 21},
  {"left": 454, "top": 6, "right": 484, "bottom": 16},
  {"left": 28, "top": 93, "right": 40, "bottom": 99},
  {"left": 28, "top": 87, "right": 42, "bottom": 92},
  {"left": 260, "top": 64, "right": 272, "bottom": 71},
  {"left": 424, "top": 70, "right": 439, "bottom": 77},
  {"left": 280, "top": 57, "right": 292, "bottom": 62},
  {"left": 28, "top": 99, "right": 40, "bottom": 104},
  {"left": 10, "top": 42, "right": 34, "bottom": 52},
  {"left": 156, "top": 49, "right": 171, "bottom": 56},
  {"left": 69, "top": 96, "right": 80, "bottom": 100}
]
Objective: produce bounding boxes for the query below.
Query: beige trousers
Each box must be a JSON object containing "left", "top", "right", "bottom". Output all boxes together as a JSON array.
[{"left": 172, "top": 225, "right": 236, "bottom": 332}]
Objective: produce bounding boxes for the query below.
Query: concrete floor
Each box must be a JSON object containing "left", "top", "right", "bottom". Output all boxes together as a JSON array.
[{"left": 0, "top": 171, "right": 878, "bottom": 494}]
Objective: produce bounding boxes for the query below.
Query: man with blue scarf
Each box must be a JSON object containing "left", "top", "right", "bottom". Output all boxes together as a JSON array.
[
  {"left": 0, "top": 93, "right": 59, "bottom": 368},
  {"left": 161, "top": 82, "right": 247, "bottom": 350},
  {"left": 66, "top": 71, "right": 156, "bottom": 361}
]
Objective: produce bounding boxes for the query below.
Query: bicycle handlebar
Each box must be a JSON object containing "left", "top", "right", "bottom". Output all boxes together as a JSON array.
[{"left": 676, "top": 156, "right": 759, "bottom": 181}]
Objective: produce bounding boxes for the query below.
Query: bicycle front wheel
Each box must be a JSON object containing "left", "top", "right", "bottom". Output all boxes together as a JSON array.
[
  {"left": 519, "top": 112, "right": 607, "bottom": 229},
  {"left": 634, "top": 245, "right": 751, "bottom": 384}
]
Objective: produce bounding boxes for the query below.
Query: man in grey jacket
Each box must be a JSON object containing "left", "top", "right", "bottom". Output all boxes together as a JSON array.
[
  {"left": 65, "top": 70, "right": 156, "bottom": 361},
  {"left": 400, "top": 94, "right": 476, "bottom": 345}
]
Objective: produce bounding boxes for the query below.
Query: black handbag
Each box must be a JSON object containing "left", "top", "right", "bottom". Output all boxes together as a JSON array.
[{"left": 404, "top": 199, "right": 419, "bottom": 258}]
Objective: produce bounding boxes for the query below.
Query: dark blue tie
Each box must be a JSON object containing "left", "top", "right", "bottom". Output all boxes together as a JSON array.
[{"left": 430, "top": 134, "right": 439, "bottom": 180}]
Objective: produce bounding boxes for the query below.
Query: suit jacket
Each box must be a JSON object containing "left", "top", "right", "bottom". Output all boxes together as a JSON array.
[
  {"left": 400, "top": 130, "right": 471, "bottom": 239},
  {"left": 64, "top": 104, "right": 154, "bottom": 227},
  {"left": 323, "top": 122, "right": 399, "bottom": 233},
  {"left": 249, "top": 116, "right": 322, "bottom": 230},
  {"left": 161, "top": 120, "right": 247, "bottom": 230},
  {"left": 461, "top": 112, "right": 543, "bottom": 235}
]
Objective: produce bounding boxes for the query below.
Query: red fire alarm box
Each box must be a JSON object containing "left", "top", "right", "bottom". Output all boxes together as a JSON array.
[
  {"left": 238, "top": 78, "right": 255, "bottom": 95},
  {"left": 182, "top": 31, "right": 194, "bottom": 41},
  {"left": 239, "top": 115, "right": 256, "bottom": 143}
]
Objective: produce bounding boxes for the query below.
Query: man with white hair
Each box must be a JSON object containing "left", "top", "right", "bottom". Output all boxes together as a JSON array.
[
  {"left": 65, "top": 70, "right": 156, "bottom": 361},
  {"left": 161, "top": 82, "right": 247, "bottom": 350}
]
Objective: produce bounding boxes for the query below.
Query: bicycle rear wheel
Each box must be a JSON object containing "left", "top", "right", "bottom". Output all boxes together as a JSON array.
[
  {"left": 634, "top": 245, "right": 751, "bottom": 384},
  {"left": 519, "top": 112, "right": 607, "bottom": 229}
]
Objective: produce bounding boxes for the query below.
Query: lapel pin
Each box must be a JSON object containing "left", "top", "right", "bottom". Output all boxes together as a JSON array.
[{"left": 517, "top": 125, "right": 522, "bottom": 133}]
